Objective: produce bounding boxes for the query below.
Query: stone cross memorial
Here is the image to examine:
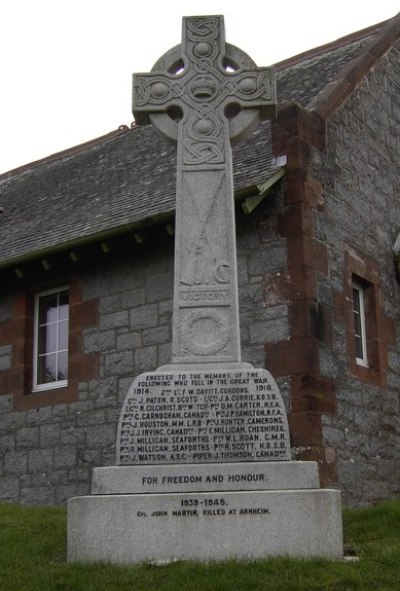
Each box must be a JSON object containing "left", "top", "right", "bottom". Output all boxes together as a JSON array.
[{"left": 68, "top": 16, "right": 343, "bottom": 564}]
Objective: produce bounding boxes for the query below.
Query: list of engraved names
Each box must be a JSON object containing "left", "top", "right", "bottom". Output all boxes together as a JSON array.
[{"left": 117, "top": 369, "right": 290, "bottom": 464}]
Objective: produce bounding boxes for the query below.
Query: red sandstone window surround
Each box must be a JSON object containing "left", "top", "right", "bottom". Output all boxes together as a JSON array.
[
  {"left": 352, "top": 280, "right": 369, "bottom": 367},
  {"left": 0, "top": 278, "right": 99, "bottom": 411},
  {"left": 335, "top": 248, "right": 393, "bottom": 387}
]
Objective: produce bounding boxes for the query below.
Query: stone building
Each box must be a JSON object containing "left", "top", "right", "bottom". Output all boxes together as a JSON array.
[{"left": 1, "top": 14, "right": 400, "bottom": 506}]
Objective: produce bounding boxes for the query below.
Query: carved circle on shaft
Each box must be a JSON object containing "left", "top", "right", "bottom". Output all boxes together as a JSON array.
[
  {"left": 150, "top": 82, "right": 170, "bottom": 99},
  {"left": 193, "top": 41, "right": 213, "bottom": 58},
  {"left": 181, "top": 309, "right": 230, "bottom": 356},
  {"left": 149, "top": 43, "right": 260, "bottom": 143},
  {"left": 194, "top": 118, "right": 214, "bottom": 134},
  {"left": 239, "top": 77, "right": 257, "bottom": 94}
]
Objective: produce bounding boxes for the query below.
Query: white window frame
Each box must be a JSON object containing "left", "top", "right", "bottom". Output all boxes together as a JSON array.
[
  {"left": 352, "top": 282, "right": 368, "bottom": 367},
  {"left": 32, "top": 286, "right": 69, "bottom": 392}
]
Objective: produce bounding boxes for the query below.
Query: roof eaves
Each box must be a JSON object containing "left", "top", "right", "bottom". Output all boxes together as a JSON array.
[
  {"left": 0, "top": 165, "right": 285, "bottom": 271},
  {"left": 309, "top": 12, "right": 400, "bottom": 119},
  {"left": 0, "top": 125, "right": 132, "bottom": 181},
  {"left": 0, "top": 212, "right": 173, "bottom": 271},
  {"left": 274, "top": 19, "right": 387, "bottom": 71}
]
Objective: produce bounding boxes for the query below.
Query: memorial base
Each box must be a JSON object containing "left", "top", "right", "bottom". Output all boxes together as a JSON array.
[{"left": 67, "top": 462, "right": 343, "bottom": 563}]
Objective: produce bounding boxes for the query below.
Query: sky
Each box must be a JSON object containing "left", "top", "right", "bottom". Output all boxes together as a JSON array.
[{"left": 0, "top": 0, "right": 399, "bottom": 175}]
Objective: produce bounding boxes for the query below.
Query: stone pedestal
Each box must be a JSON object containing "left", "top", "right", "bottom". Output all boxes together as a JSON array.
[
  {"left": 68, "top": 368, "right": 343, "bottom": 563},
  {"left": 68, "top": 462, "right": 343, "bottom": 563}
]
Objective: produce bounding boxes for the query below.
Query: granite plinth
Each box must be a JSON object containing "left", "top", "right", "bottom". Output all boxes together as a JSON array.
[
  {"left": 91, "top": 461, "right": 319, "bottom": 494},
  {"left": 68, "top": 488, "right": 343, "bottom": 563}
]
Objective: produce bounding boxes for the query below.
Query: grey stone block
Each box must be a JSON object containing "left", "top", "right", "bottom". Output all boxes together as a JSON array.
[
  {"left": 92, "top": 462, "right": 320, "bottom": 495},
  {"left": 56, "top": 483, "right": 90, "bottom": 505},
  {"left": 94, "top": 395, "right": 118, "bottom": 410},
  {"left": 145, "top": 273, "right": 173, "bottom": 303},
  {"left": 249, "top": 318, "right": 289, "bottom": 344},
  {"left": 120, "top": 289, "right": 146, "bottom": 309},
  {"left": 0, "top": 411, "right": 27, "bottom": 432},
  {"left": 84, "top": 330, "right": 116, "bottom": 353},
  {"left": 28, "top": 449, "right": 53, "bottom": 472},
  {"left": 86, "top": 424, "right": 116, "bottom": 449},
  {"left": 158, "top": 342, "right": 172, "bottom": 366},
  {"left": 143, "top": 325, "right": 170, "bottom": 346},
  {"left": 60, "top": 426, "right": 87, "bottom": 446},
  {"left": 69, "top": 467, "right": 92, "bottom": 483},
  {"left": 82, "top": 449, "right": 103, "bottom": 465},
  {"left": 0, "top": 394, "right": 13, "bottom": 413},
  {"left": 158, "top": 299, "right": 173, "bottom": 317},
  {"left": 248, "top": 240, "right": 286, "bottom": 276},
  {"left": 116, "top": 332, "right": 142, "bottom": 350},
  {"left": 106, "top": 408, "right": 120, "bottom": 423},
  {"left": 26, "top": 407, "right": 52, "bottom": 425},
  {"left": 323, "top": 426, "right": 345, "bottom": 448},
  {"left": 77, "top": 410, "right": 106, "bottom": 427},
  {"left": 31, "top": 469, "right": 67, "bottom": 487},
  {"left": 69, "top": 400, "right": 94, "bottom": 414},
  {"left": 319, "top": 348, "right": 340, "bottom": 381},
  {"left": 130, "top": 304, "right": 158, "bottom": 330},
  {"left": 0, "top": 434, "right": 15, "bottom": 454},
  {"left": 103, "top": 351, "right": 134, "bottom": 377},
  {"left": 0, "top": 476, "right": 19, "bottom": 502},
  {"left": 134, "top": 346, "right": 157, "bottom": 372},
  {"left": 4, "top": 451, "right": 27, "bottom": 476},
  {"left": 99, "top": 295, "right": 121, "bottom": 314},
  {"left": 99, "top": 311, "right": 129, "bottom": 331},
  {"left": 16, "top": 427, "right": 39, "bottom": 449},
  {"left": 40, "top": 424, "right": 61, "bottom": 447},
  {"left": 20, "top": 486, "right": 55, "bottom": 506},
  {"left": 68, "top": 489, "right": 343, "bottom": 563},
  {"left": 53, "top": 446, "right": 77, "bottom": 469},
  {"left": 52, "top": 404, "right": 69, "bottom": 420}
]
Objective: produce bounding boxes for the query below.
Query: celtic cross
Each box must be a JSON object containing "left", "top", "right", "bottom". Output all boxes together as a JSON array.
[{"left": 132, "top": 15, "right": 276, "bottom": 365}]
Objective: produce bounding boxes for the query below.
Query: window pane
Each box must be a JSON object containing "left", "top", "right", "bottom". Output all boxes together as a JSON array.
[
  {"left": 34, "top": 288, "right": 69, "bottom": 389},
  {"left": 352, "top": 283, "right": 367, "bottom": 365},
  {"left": 58, "top": 351, "right": 68, "bottom": 381},
  {"left": 39, "top": 294, "right": 58, "bottom": 325},
  {"left": 38, "top": 353, "right": 57, "bottom": 383},
  {"left": 352, "top": 288, "right": 360, "bottom": 314},
  {"left": 355, "top": 335, "right": 364, "bottom": 359},
  {"left": 58, "top": 319, "right": 69, "bottom": 351},
  {"left": 38, "top": 323, "right": 58, "bottom": 355},
  {"left": 353, "top": 311, "right": 362, "bottom": 339}
]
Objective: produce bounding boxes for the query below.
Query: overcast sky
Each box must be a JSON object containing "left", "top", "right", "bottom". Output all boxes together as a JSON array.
[{"left": 0, "top": 0, "right": 399, "bottom": 174}]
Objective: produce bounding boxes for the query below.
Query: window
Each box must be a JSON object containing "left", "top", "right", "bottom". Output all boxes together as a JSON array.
[
  {"left": 33, "top": 287, "right": 69, "bottom": 391},
  {"left": 352, "top": 282, "right": 368, "bottom": 367}
]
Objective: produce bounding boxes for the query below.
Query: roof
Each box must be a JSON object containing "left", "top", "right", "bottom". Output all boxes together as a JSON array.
[{"left": 0, "top": 13, "right": 399, "bottom": 270}]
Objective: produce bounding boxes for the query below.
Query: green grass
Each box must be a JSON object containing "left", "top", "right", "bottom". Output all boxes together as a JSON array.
[{"left": 1, "top": 500, "right": 400, "bottom": 591}]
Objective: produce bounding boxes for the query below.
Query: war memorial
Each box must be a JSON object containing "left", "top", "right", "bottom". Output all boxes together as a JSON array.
[{"left": 67, "top": 15, "right": 343, "bottom": 563}]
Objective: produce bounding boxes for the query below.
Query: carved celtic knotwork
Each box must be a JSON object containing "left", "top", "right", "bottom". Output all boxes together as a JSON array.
[
  {"left": 186, "top": 16, "right": 220, "bottom": 42},
  {"left": 184, "top": 106, "right": 224, "bottom": 165}
]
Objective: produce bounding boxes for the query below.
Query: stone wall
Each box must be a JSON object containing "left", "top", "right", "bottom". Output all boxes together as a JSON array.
[
  {"left": 313, "top": 41, "right": 400, "bottom": 506},
  {"left": 0, "top": 198, "right": 288, "bottom": 505}
]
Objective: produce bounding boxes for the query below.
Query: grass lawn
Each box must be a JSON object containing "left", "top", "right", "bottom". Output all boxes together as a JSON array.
[{"left": 0, "top": 499, "right": 399, "bottom": 590}]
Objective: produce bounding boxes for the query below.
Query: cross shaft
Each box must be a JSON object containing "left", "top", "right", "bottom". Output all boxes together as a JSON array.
[{"left": 132, "top": 15, "right": 276, "bottom": 365}]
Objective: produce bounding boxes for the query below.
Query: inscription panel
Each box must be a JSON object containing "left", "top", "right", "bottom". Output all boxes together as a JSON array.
[{"left": 117, "top": 369, "right": 290, "bottom": 464}]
